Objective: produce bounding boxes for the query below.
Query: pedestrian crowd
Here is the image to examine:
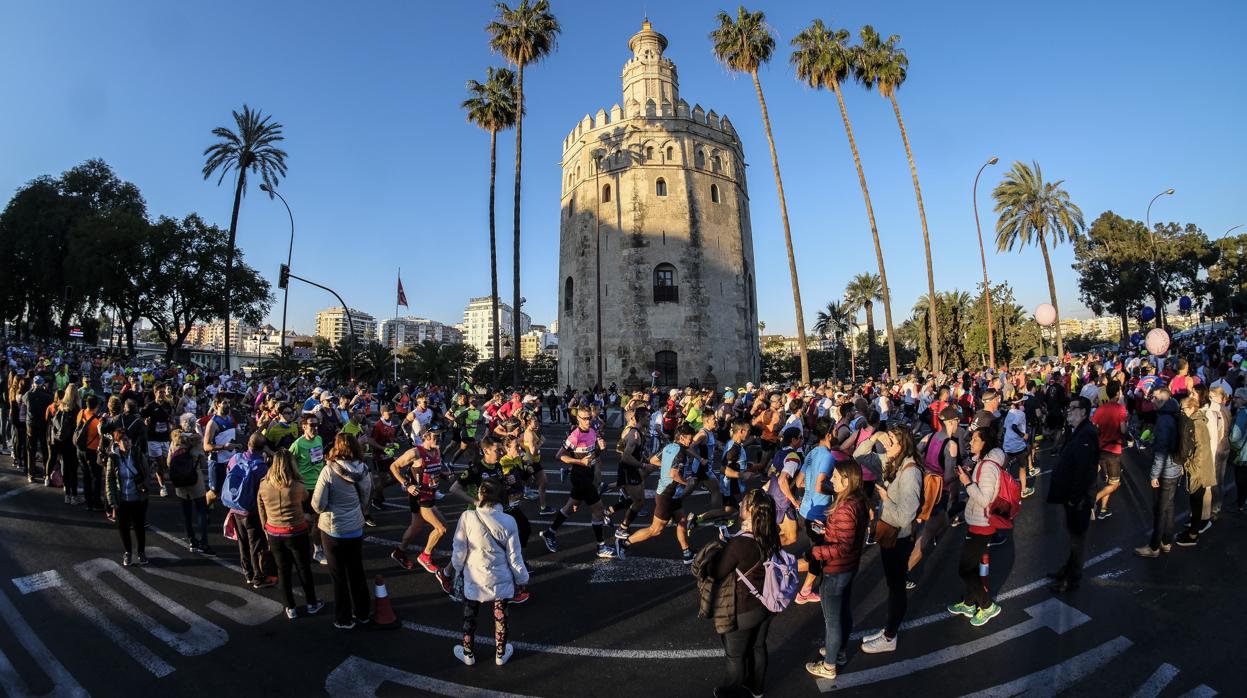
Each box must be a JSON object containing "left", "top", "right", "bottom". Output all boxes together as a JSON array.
[{"left": 3, "top": 325, "right": 1245, "bottom": 694}]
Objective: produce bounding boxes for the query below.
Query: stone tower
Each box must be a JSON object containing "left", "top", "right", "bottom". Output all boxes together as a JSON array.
[{"left": 558, "top": 20, "right": 761, "bottom": 390}]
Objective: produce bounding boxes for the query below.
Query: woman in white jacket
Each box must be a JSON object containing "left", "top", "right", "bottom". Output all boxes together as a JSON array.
[
  {"left": 451, "top": 478, "right": 529, "bottom": 667},
  {"left": 948, "top": 428, "right": 1004, "bottom": 627}
]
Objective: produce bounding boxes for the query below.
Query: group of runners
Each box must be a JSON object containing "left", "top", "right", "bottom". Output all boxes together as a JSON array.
[{"left": 3, "top": 324, "right": 1245, "bottom": 692}]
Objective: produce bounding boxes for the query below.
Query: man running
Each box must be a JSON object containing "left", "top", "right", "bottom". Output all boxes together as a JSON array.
[
  {"left": 389, "top": 426, "right": 449, "bottom": 576},
  {"left": 606, "top": 407, "right": 651, "bottom": 538},
  {"left": 619, "top": 424, "right": 697, "bottom": 563},
  {"left": 540, "top": 407, "right": 616, "bottom": 559}
]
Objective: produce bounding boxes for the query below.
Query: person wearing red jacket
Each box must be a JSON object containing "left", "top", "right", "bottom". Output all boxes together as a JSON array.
[{"left": 804, "top": 459, "right": 868, "bottom": 681}]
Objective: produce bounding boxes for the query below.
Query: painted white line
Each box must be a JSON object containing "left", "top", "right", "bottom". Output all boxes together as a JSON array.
[
  {"left": 960, "top": 635, "right": 1132, "bottom": 697},
  {"left": 850, "top": 546, "right": 1122, "bottom": 641},
  {"left": 401, "top": 621, "right": 723, "bottom": 659},
  {"left": 20, "top": 566, "right": 175, "bottom": 677},
  {"left": 823, "top": 599, "right": 1090, "bottom": 690},
  {"left": 75, "top": 557, "right": 227, "bottom": 656},
  {"left": 12, "top": 570, "right": 64, "bottom": 595},
  {"left": 325, "top": 655, "right": 540, "bottom": 698},
  {"left": 1131, "top": 663, "right": 1181, "bottom": 698},
  {"left": 1176, "top": 686, "right": 1218, "bottom": 698},
  {"left": 150, "top": 524, "right": 245, "bottom": 575},
  {"left": 0, "top": 585, "right": 91, "bottom": 697},
  {"left": 1095, "top": 568, "right": 1129, "bottom": 580},
  {"left": 143, "top": 548, "right": 284, "bottom": 625},
  {"left": 0, "top": 482, "right": 38, "bottom": 502}
]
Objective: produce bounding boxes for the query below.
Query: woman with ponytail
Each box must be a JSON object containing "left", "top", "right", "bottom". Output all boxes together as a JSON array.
[{"left": 710, "top": 488, "right": 779, "bottom": 698}]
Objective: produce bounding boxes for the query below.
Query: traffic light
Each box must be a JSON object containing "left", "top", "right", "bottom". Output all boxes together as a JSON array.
[{"left": 278, "top": 263, "right": 289, "bottom": 289}]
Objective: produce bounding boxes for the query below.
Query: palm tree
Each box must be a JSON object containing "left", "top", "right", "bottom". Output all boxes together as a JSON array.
[
  {"left": 993, "top": 161, "right": 1085, "bottom": 358},
  {"left": 856, "top": 25, "right": 939, "bottom": 373},
  {"left": 487, "top": 0, "right": 560, "bottom": 390},
  {"left": 202, "top": 105, "right": 287, "bottom": 372},
  {"left": 813, "top": 300, "right": 851, "bottom": 379},
  {"left": 845, "top": 272, "right": 883, "bottom": 378},
  {"left": 711, "top": 6, "right": 811, "bottom": 384},
  {"left": 316, "top": 337, "right": 358, "bottom": 381},
  {"left": 791, "top": 20, "right": 898, "bottom": 378},
  {"left": 462, "top": 67, "right": 519, "bottom": 387}
]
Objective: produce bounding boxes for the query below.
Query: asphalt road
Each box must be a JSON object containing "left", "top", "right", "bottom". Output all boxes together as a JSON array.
[{"left": 0, "top": 421, "right": 1241, "bottom": 697}]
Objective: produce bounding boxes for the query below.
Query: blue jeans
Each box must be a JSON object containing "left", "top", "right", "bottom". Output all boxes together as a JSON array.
[{"left": 820, "top": 570, "right": 855, "bottom": 663}]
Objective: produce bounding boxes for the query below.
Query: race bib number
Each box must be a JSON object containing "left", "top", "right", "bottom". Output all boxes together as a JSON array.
[
  {"left": 310, "top": 446, "right": 324, "bottom": 464},
  {"left": 156, "top": 422, "right": 169, "bottom": 433}
]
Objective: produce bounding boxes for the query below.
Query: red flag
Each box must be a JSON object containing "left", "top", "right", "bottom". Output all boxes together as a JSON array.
[{"left": 397, "top": 276, "right": 408, "bottom": 307}]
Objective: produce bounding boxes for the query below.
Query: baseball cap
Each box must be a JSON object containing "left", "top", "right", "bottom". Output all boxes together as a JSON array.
[
  {"left": 939, "top": 405, "right": 961, "bottom": 422},
  {"left": 32, "top": 375, "right": 45, "bottom": 385},
  {"left": 746, "top": 382, "right": 755, "bottom": 389},
  {"left": 724, "top": 390, "right": 736, "bottom": 400}
]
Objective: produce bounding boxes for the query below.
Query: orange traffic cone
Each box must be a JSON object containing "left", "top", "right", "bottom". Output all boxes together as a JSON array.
[{"left": 372, "top": 574, "right": 400, "bottom": 629}]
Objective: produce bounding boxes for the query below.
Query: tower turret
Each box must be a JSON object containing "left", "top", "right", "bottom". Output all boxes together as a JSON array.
[{"left": 622, "top": 19, "right": 679, "bottom": 113}]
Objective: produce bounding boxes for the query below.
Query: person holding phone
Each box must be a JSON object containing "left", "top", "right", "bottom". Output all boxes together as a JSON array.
[{"left": 948, "top": 428, "right": 1005, "bottom": 626}]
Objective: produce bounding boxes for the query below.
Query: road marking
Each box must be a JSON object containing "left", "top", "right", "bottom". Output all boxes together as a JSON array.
[
  {"left": 1095, "top": 567, "right": 1129, "bottom": 580},
  {"left": 850, "top": 546, "right": 1122, "bottom": 641},
  {"left": 1131, "top": 663, "right": 1181, "bottom": 698},
  {"left": 143, "top": 548, "right": 284, "bottom": 625},
  {"left": 150, "top": 524, "right": 245, "bottom": 575},
  {"left": 822, "top": 599, "right": 1090, "bottom": 691},
  {"left": 401, "top": 621, "right": 724, "bottom": 659},
  {"left": 325, "top": 655, "right": 540, "bottom": 697},
  {"left": 16, "top": 565, "right": 175, "bottom": 677},
  {"left": 1176, "top": 686, "right": 1218, "bottom": 698},
  {"left": 0, "top": 482, "right": 39, "bottom": 502},
  {"left": 0, "top": 585, "right": 90, "bottom": 697},
  {"left": 12, "top": 570, "right": 63, "bottom": 595},
  {"left": 75, "top": 557, "right": 227, "bottom": 657},
  {"left": 960, "top": 636, "right": 1132, "bottom": 697}
]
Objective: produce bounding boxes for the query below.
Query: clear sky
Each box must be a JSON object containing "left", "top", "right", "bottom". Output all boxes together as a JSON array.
[{"left": 3, "top": 1, "right": 1244, "bottom": 337}]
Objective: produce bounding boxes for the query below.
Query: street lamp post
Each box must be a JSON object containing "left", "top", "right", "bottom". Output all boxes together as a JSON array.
[
  {"left": 260, "top": 183, "right": 295, "bottom": 376},
  {"left": 973, "top": 156, "right": 999, "bottom": 369},
  {"left": 1145, "top": 188, "right": 1175, "bottom": 328},
  {"left": 593, "top": 149, "right": 605, "bottom": 391}
]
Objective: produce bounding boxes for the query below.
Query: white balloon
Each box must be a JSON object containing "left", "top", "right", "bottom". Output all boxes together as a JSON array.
[
  {"left": 1035, "top": 303, "right": 1057, "bottom": 327},
  {"left": 1145, "top": 328, "right": 1170, "bottom": 356}
]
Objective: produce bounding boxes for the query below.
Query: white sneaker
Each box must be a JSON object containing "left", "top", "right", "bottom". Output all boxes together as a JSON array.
[
  {"left": 496, "top": 643, "right": 514, "bottom": 666},
  {"left": 861, "top": 628, "right": 886, "bottom": 644},
  {"left": 861, "top": 633, "right": 897, "bottom": 654},
  {"left": 314, "top": 547, "right": 327, "bottom": 565},
  {"left": 454, "top": 645, "right": 476, "bottom": 666}
]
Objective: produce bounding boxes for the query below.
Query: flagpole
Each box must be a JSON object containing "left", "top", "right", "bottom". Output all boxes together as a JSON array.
[{"left": 393, "top": 267, "right": 400, "bottom": 384}]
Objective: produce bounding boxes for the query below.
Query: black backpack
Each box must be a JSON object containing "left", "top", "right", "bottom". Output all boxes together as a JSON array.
[
  {"left": 51, "top": 410, "right": 73, "bottom": 444},
  {"left": 168, "top": 450, "right": 199, "bottom": 488}
]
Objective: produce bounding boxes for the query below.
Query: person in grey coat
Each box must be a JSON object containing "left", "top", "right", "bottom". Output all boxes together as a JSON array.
[{"left": 311, "top": 433, "right": 373, "bottom": 629}]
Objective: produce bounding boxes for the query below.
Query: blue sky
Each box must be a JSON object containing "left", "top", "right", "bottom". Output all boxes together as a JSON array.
[{"left": 3, "top": 1, "right": 1244, "bottom": 336}]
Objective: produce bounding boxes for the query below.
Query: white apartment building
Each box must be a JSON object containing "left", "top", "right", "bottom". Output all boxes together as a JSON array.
[
  {"left": 460, "top": 297, "right": 531, "bottom": 358},
  {"left": 380, "top": 317, "right": 464, "bottom": 352},
  {"left": 205, "top": 319, "right": 255, "bottom": 352},
  {"left": 315, "top": 307, "right": 377, "bottom": 344}
]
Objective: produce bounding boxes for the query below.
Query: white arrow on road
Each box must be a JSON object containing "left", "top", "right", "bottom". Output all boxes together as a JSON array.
[
  {"left": 961, "top": 636, "right": 1132, "bottom": 697},
  {"left": 143, "top": 547, "right": 285, "bottom": 625},
  {"left": 0, "top": 581, "right": 90, "bottom": 697},
  {"left": 820, "top": 598, "right": 1091, "bottom": 691},
  {"left": 1131, "top": 663, "right": 1180, "bottom": 698},
  {"left": 325, "top": 655, "right": 541, "bottom": 698}
]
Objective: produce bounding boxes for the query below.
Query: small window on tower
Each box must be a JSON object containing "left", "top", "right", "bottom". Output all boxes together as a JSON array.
[
  {"left": 646, "top": 146, "right": 654, "bottom": 161},
  {"left": 564, "top": 277, "right": 574, "bottom": 312},
  {"left": 666, "top": 146, "right": 674, "bottom": 160},
  {"left": 655, "top": 178, "right": 667, "bottom": 197},
  {"left": 602, "top": 184, "right": 611, "bottom": 203},
  {"left": 695, "top": 150, "right": 705, "bottom": 169},
  {"left": 711, "top": 184, "right": 720, "bottom": 203}
]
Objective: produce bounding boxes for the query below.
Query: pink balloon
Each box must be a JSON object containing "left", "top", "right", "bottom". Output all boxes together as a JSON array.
[
  {"left": 1035, "top": 303, "right": 1057, "bottom": 327},
  {"left": 1145, "top": 328, "right": 1170, "bottom": 356}
]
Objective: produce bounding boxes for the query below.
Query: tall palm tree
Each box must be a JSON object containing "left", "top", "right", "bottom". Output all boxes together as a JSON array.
[
  {"left": 711, "top": 6, "right": 811, "bottom": 384},
  {"left": 993, "top": 161, "right": 1085, "bottom": 358},
  {"left": 202, "top": 105, "right": 287, "bottom": 371},
  {"left": 487, "top": 0, "right": 560, "bottom": 389},
  {"left": 845, "top": 272, "right": 883, "bottom": 378},
  {"left": 856, "top": 26, "right": 939, "bottom": 373},
  {"left": 791, "top": 20, "right": 898, "bottom": 378},
  {"left": 813, "top": 300, "right": 851, "bottom": 379},
  {"left": 462, "top": 67, "right": 519, "bottom": 387}
]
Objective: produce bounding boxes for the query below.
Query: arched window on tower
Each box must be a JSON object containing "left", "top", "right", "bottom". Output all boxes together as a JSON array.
[
  {"left": 655, "top": 178, "right": 667, "bottom": 197},
  {"left": 654, "top": 263, "right": 678, "bottom": 303},
  {"left": 695, "top": 150, "right": 705, "bottom": 169},
  {"left": 646, "top": 146, "right": 654, "bottom": 161},
  {"left": 654, "top": 350, "right": 678, "bottom": 387},
  {"left": 564, "top": 277, "right": 574, "bottom": 313},
  {"left": 666, "top": 146, "right": 674, "bottom": 161},
  {"left": 710, "top": 184, "right": 720, "bottom": 204},
  {"left": 602, "top": 184, "right": 611, "bottom": 203},
  {"left": 712, "top": 155, "right": 722, "bottom": 173}
]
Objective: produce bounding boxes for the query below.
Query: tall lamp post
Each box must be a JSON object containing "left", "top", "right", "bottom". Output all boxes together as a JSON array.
[
  {"left": 260, "top": 183, "right": 295, "bottom": 376},
  {"left": 1145, "top": 188, "right": 1175, "bottom": 328},
  {"left": 593, "top": 149, "right": 605, "bottom": 391},
  {"left": 973, "top": 156, "right": 999, "bottom": 369}
]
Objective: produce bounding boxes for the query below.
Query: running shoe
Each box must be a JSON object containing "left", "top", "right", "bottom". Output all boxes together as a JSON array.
[
  {"left": 1198, "top": 521, "right": 1212, "bottom": 534},
  {"left": 794, "top": 589, "right": 820, "bottom": 605},
  {"left": 860, "top": 633, "right": 897, "bottom": 654},
  {"left": 199, "top": 543, "right": 218, "bottom": 558},
  {"left": 417, "top": 552, "right": 440, "bottom": 574},
  {"left": 684, "top": 512, "right": 699, "bottom": 534},
  {"left": 453, "top": 645, "right": 475, "bottom": 666},
  {"left": 364, "top": 515, "right": 377, "bottom": 528},
  {"left": 1160, "top": 543, "right": 1172, "bottom": 553},
  {"left": 682, "top": 548, "right": 695, "bottom": 565},
  {"left": 252, "top": 576, "right": 277, "bottom": 589},
  {"left": 496, "top": 643, "right": 514, "bottom": 666},
  {"left": 391, "top": 548, "right": 416, "bottom": 571},
  {"left": 615, "top": 526, "right": 631, "bottom": 540},
  {"left": 314, "top": 547, "right": 327, "bottom": 565},
  {"left": 1133, "top": 545, "right": 1160, "bottom": 558},
  {"left": 369, "top": 500, "right": 384, "bottom": 512},
  {"left": 949, "top": 515, "right": 963, "bottom": 528},
  {"left": 122, "top": 552, "right": 132, "bottom": 567},
  {"left": 189, "top": 539, "right": 202, "bottom": 553},
  {"left": 134, "top": 554, "right": 149, "bottom": 566},
  {"left": 947, "top": 601, "right": 976, "bottom": 617},
  {"left": 1175, "top": 533, "right": 1198, "bottom": 547},
  {"left": 1020, "top": 487, "right": 1036, "bottom": 499},
  {"left": 511, "top": 588, "right": 530, "bottom": 604},
  {"left": 540, "top": 529, "right": 559, "bottom": 553},
  {"left": 987, "top": 533, "right": 1008, "bottom": 547},
  {"left": 637, "top": 508, "right": 650, "bottom": 518},
  {"left": 284, "top": 607, "right": 298, "bottom": 620},
  {"left": 805, "top": 661, "right": 837, "bottom": 680},
  {"left": 970, "top": 603, "right": 1002, "bottom": 627},
  {"left": 905, "top": 578, "right": 918, "bottom": 591},
  {"left": 1095, "top": 508, "right": 1112, "bottom": 520},
  {"left": 306, "top": 600, "right": 325, "bottom": 615},
  {"left": 436, "top": 569, "right": 454, "bottom": 596},
  {"left": 864, "top": 532, "right": 876, "bottom": 546},
  {"left": 538, "top": 505, "right": 556, "bottom": 516},
  {"left": 523, "top": 488, "right": 538, "bottom": 501},
  {"left": 334, "top": 620, "right": 356, "bottom": 631},
  {"left": 596, "top": 545, "right": 617, "bottom": 559}
]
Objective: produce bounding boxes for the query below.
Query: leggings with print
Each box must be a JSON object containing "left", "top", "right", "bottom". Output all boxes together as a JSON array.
[{"left": 462, "top": 599, "right": 509, "bottom": 657}]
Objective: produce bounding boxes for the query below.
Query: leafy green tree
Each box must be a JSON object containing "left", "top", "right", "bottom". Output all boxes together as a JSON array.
[
  {"left": 202, "top": 104, "right": 288, "bottom": 370},
  {"left": 844, "top": 273, "right": 883, "bottom": 378},
  {"left": 1073, "top": 211, "right": 1151, "bottom": 346},
  {"left": 404, "top": 341, "right": 479, "bottom": 387},
  {"left": 813, "top": 300, "right": 851, "bottom": 379},
  {"left": 711, "top": 6, "right": 810, "bottom": 383},
  {"left": 791, "top": 19, "right": 898, "bottom": 378},
  {"left": 993, "top": 161, "right": 1085, "bottom": 358},
  {"left": 856, "top": 25, "right": 939, "bottom": 372},
  {"left": 1208, "top": 233, "right": 1247, "bottom": 317},
  {"left": 487, "top": 0, "right": 560, "bottom": 389},
  {"left": 463, "top": 66, "right": 519, "bottom": 386},
  {"left": 317, "top": 337, "right": 360, "bottom": 382},
  {"left": 1150, "top": 221, "right": 1217, "bottom": 324}
]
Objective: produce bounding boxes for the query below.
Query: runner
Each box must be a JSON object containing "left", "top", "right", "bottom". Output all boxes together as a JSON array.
[
  {"left": 520, "top": 411, "right": 551, "bottom": 515},
  {"left": 1091, "top": 381, "right": 1128, "bottom": 518},
  {"left": 541, "top": 407, "right": 616, "bottom": 559},
  {"left": 605, "top": 407, "right": 651, "bottom": 538},
  {"left": 289, "top": 413, "right": 327, "bottom": 564},
  {"left": 618, "top": 423, "right": 696, "bottom": 563},
  {"left": 389, "top": 427, "right": 451, "bottom": 579}
]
